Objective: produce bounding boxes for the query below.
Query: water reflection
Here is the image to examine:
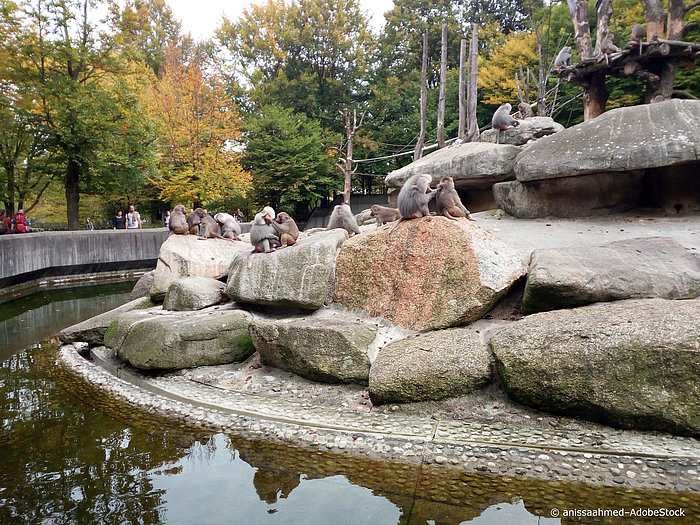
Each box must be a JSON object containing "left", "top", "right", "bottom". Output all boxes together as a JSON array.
[
  {"left": 0, "top": 287, "right": 698, "bottom": 524},
  {"left": 0, "top": 282, "right": 134, "bottom": 360}
]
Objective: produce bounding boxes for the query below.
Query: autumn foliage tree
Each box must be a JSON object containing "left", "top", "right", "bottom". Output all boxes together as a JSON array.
[{"left": 147, "top": 50, "right": 251, "bottom": 208}]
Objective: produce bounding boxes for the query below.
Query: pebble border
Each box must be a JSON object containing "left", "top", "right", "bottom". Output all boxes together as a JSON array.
[{"left": 57, "top": 344, "right": 700, "bottom": 493}]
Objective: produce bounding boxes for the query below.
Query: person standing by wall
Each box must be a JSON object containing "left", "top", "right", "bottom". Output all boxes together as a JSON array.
[
  {"left": 0, "top": 210, "right": 11, "bottom": 234},
  {"left": 113, "top": 209, "right": 126, "bottom": 229},
  {"left": 163, "top": 210, "right": 170, "bottom": 228},
  {"left": 13, "top": 209, "right": 28, "bottom": 233},
  {"left": 126, "top": 204, "right": 142, "bottom": 229},
  {"left": 86, "top": 217, "right": 94, "bottom": 230}
]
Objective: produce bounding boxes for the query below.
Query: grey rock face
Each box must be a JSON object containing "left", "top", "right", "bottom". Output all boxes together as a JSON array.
[
  {"left": 522, "top": 237, "right": 700, "bottom": 314},
  {"left": 150, "top": 235, "right": 251, "bottom": 301},
  {"left": 249, "top": 315, "right": 378, "bottom": 384},
  {"left": 227, "top": 229, "right": 348, "bottom": 310},
  {"left": 129, "top": 270, "right": 155, "bottom": 300},
  {"left": 493, "top": 171, "right": 644, "bottom": 218},
  {"left": 479, "top": 116, "right": 564, "bottom": 146},
  {"left": 104, "top": 305, "right": 254, "bottom": 370},
  {"left": 59, "top": 296, "right": 154, "bottom": 345},
  {"left": 369, "top": 329, "right": 493, "bottom": 404},
  {"left": 385, "top": 142, "right": 521, "bottom": 190},
  {"left": 514, "top": 100, "right": 700, "bottom": 182},
  {"left": 490, "top": 298, "right": 700, "bottom": 436},
  {"left": 163, "top": 276, "right": 227, "bottom": 311}
]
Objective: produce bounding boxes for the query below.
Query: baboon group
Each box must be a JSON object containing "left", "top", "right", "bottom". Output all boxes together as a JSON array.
[{"left": 167, "top": 173, "right": 475, "bottom": 255}]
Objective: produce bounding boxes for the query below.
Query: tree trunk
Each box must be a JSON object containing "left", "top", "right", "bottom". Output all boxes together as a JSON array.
[
  {"left": 414, "top": 32, "right": 428, "bottom": 161},
  {"left": 667, "top": 0, "right": 687, "bottom": 40},
  {"left": 4, "top": 164, "right": 15, "bottom": 214},
  {"left": 458, "top": 38, "right": 466, "bottom": 140},
  {"left": 465, "top": 24, "right": 480, "bottom": 142},
  {"left": 570, "top": 1, "right": 593, "bottom": 59},
  {"left": 594, "top": 0, "right": 614, "bottom": 55},
  {"left": 583, "top": 71, "right": 609, "bottom": 119},
  {"left": 65, "top": 157, "right": 80, "bottom": 230},
  {"left": 640, "top": 0, "right": 666, "bottom": 41},
  {"left": 437, "top": 23, "right": 447, "bottom": 149}
]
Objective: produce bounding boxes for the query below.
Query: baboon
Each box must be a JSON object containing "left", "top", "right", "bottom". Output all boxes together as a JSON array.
[
  {"left": 370, "top": 204, "right": 401, "bottom": 227},
  {"left": 186, "top": 208, "right": 203, "bottom": 235},
  {"left": 388, "top": 173, "right": 437, "bottom": 234},
  {"left": 554, "top": 46, "right": 572, "bottom": 68},
  {"left": 631, "top": 24, "right": 646, "bottom": 54},
  {"left": 435, "top": 176, "right": 475, "bottom": 221},
  {"left": 272, "top": 212, "right": 299, "bottom": 247},
  {"left": 327, "top": 203, "right": 361, "bottom": 236},
  {"left": 491, "top": 103, "right": 520, "bottom": 144},
  {"left": 518, "top": 102, "right": 534, "bottom": 119},
  {"left": 214, "top": 212, "right": 241, "bottom": 240},
  {"left": 169, "top": 205, "right": 189, "bottom": 235},
  {"left": 250, "top": 206, "right": 280, "bottom": 253}
]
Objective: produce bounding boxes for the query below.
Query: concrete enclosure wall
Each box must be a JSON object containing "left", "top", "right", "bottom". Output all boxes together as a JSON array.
[{"left": 0, "top": 229, "right": 169, "bottom": 292}]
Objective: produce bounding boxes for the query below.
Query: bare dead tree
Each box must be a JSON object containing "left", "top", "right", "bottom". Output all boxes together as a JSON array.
[
  {"left": 437, "top": 23, "right": 447, "bottom": 149},
  {"left": 414, "top": 32, "right": 428, "bottom": 161},
  {"left": 337, "top": 108, "right": 365, "bottom": 204},
  {"left": 465, "top": 24, "right": 480, "bottom": 142},
  {"left": 458, "top": 38, "right": 466, "bottom": 140}
]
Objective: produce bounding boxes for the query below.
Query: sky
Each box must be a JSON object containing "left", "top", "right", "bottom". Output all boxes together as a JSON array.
[{"left": 166, "top": 0, "right": 396, "bottom": 40}]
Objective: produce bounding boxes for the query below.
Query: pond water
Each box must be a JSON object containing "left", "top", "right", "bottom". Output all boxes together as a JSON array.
[{"left": 0, "top": 285, "right": 697, "bottom": 524}]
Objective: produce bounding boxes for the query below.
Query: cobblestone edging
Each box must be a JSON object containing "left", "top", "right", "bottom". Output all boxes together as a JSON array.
[{"left": 57, "top": 344, "right": 700, "bottom": 493}]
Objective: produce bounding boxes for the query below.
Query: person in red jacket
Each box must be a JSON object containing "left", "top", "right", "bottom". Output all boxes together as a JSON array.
[
  {"left": 0, "top": 210, "right": 11, "bottom": 234},
  {"left": 13, "top": 209, "right": 28, "bottom": 233}
]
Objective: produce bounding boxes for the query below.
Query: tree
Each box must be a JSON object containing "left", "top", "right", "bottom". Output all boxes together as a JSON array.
[
  {"left": 242, "top": 104, "right": 336, "bottom": 219},
  {"left": 217, "top": 0, "right": 375, "bottom": 126},
  {"left": 147, "top": 49, "right": 250, "bottom": 208},
  {"left": 2, "top": 0, "right": 157, "bottom": 229}
]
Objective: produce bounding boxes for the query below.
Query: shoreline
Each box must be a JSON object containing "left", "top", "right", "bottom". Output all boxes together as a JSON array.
[{"left": 57, "top": 343, "right": 700, "bottom": 494}]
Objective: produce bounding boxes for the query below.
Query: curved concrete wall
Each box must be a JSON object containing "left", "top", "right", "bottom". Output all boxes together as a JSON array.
[{"left": 0, "top": 229, "right": 169, "bottom": 292}]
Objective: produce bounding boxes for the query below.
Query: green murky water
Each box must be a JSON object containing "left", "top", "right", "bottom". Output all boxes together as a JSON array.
[{"left": 0, "top": 285, "right": 697, "bottom": 524}]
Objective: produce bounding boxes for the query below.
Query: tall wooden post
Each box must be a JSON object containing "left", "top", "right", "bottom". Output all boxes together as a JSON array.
[
  {"left": 414, "top": 32, "right": 428, "bottom": 161},
  {"left": 458, "top": 38, "right": 466, "bottom": 140},
  {"left": 465, "top": 24, "right": 479, "bottom": 142},
  {"left": 437, "top": 23, "right": 447, "bottom": 149},
  {"left": 338, "top": 108, "right": 364, "bottom": 204}
]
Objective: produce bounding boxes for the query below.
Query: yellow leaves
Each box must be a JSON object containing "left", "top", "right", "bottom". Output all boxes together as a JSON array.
[
  {"left": 146, "top": 51, "right": 250, "bottom": 206},
  {"left": 478, "top": 31, "right": 539, "bottom": 106}
]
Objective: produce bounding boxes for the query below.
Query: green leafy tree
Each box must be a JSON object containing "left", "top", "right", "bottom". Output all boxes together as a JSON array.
[
  {"left": 242, "top": 104, "right": 337, "bottom": 219},
  {"left": 2, "top": 0, "right": 157, "bottom": 229},
  {"left": 217, "top": 0, "right": 375, "bottom": 127}
]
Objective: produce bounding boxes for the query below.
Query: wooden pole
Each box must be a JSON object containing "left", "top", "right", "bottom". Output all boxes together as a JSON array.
[
  {"left": 437, "top": 23, "right": 447, "bottom": 149},
  {"left": 465, "top": 24, "right": 479, "bottom": 142},
  {"left": 458, "top": 38, "right": 466, "bottom": 140},
  {"left": 338, "top": 108, "right": 364, "bottom": 204},
  {"left": 414, "top": 32, "right": 428, "bottom": 161}
]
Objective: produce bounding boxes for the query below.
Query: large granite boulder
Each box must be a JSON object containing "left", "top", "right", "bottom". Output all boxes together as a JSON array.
[
  {"left": 227, "top": 229, "right": 348, "bottom": 310},
  {"left": 522, "top": 237, "right": 700, "bottom": 314},
  {"left": 514, "top": 100, "right": 700, "bottom": 182},
  {"left": 369, "top": 329, "right": 493, "bottom": 404},
  {"left": 334, "top": 216, "right": 525, "bottom": 331},
  {"left": 479, "top": 116, "right": 564, "bottom": 146},
  {"left": 493, "top": 171, "right": 644, "bottom": 218},
  {"left": 104, "top": 305, "right": 254, "bottom": 370},
  {"left": 490, "top": 298, "right": 700, "bottom": 436},
  {"left": 59, "top": 296, "right": 154, "bottom": 345},
  {"left": 129, "top": 270, "right": 155, "bottom": 300},
  {"left": 150, "top": 235, "right": 250, "bottom": 301},
  {"left": 163, "top": 276, "right": 227, "bottom": 311},
  {"left": 249, "top": 314, "right": 378, "bottom": 384},
  {"left": 385, "top": 142, "right": 521, "bottom": 190}
]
